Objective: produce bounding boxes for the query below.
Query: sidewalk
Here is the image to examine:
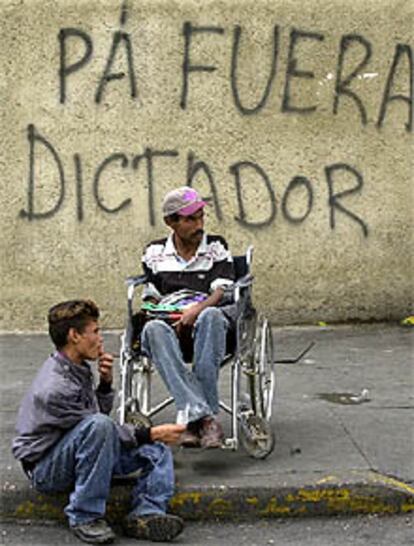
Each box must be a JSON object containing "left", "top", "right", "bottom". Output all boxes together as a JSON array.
[{"left": 1, "top": 324, "right": 413, "bottom": 523}]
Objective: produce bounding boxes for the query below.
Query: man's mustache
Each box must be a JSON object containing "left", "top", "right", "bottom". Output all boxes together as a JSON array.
[{"left": 194, "top": 229, "right": 204, "bottom": 237}]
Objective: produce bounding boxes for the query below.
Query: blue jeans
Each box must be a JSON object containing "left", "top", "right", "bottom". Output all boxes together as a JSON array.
[
  {"left": 141, "top": 307, "right": 229, "bottom": 422},
  {"left": 31, "top": 413, "right": 175, "bottom": 527}
]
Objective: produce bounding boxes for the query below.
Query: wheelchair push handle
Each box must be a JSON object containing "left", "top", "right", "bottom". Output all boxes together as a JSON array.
[
  {"left": 125, "top": 274, "right": 148, "bottom": 288},
  {"left": 234, "top": 273, "right": 254, "bottom": 289}
]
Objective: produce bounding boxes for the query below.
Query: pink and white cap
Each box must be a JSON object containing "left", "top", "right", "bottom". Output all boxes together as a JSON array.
[{"left": 162, "top": 186, "right": 207, "bottom": 217}]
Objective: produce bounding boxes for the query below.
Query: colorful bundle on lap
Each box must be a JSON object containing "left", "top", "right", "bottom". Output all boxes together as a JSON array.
[{"left": 141, "top": 290, "right": 208, "bottom": 323}]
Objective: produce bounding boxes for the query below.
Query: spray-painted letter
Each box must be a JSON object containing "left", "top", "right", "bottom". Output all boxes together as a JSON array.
[
  {"left": 334, "top": 34, "right": 372, "bottom": 125},
  {"left": 325, "top": 163, "right": 368, "bottom": 237},
  {"left": 58, "top": 28, "right": 93, "bottom": 104},
  {"left": 231, "top": 25, "right": 280, "bottom": 115},
  {"left": 20, "top": 125, "right": 65, "bottom": 221},
  {"left": 93, "top": 153, "right": 131, "bottom": 214},
  {"left": 282, "top": 28, "right": 325, "bottom": 114},
  {"left": 133, "top": 149, "right": 179, "bottom": 226},
  {"left": 230, "top": 161, "right": 276, "bottom": 229},
  {"left": 186, "top": 151, "right": 222, "bottom": 221},
  {"left": 180, "top": 22, "right": 224, "bottom": 109},
  {"left": 95, "top": 29, "right": 138, "bottom": 104},
  {"left": 377, "top": 44, "right": 413, "bottom": 133}
]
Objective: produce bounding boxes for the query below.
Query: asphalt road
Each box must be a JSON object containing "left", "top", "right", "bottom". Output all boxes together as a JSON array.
[{"left": 1, "top": 514, "right": 413, "bottom": 546}]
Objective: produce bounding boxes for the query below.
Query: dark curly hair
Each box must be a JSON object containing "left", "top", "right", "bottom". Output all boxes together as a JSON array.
[{"left": 48, "top": 299, "right": 99, "bottom": 349}]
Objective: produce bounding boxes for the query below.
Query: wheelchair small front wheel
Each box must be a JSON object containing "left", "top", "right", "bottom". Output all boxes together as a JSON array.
[
  {"left": 125, "top": 410, "right": 153, "bottom": 429},
  {"left": 239, "top": 414, "right": 275, "bottom": 459},
  {"left": 249, "top": 316, "right": 275, "bottom": 421}
]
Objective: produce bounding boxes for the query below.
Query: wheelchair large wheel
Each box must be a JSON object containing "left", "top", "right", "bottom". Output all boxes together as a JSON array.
[{"left": 249, "top": 316, "right": 275, "bottom": 421}]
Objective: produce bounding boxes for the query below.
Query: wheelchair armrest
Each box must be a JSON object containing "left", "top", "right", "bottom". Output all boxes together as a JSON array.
[
  {"left": 125, "top": 274, "right": 148, "bottom": 288},
  {"left": 125, "top": 275, "right": 148, "bottom": 315},
  {"left": 233, "top": 274, "right": 254, "bottom": 304},
  {"left": 234, "top": 273, "right": 254, "bottom": 289}
]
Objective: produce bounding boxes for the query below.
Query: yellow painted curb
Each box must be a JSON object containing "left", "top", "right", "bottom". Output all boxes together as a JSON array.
[{"left": 4, "top": 471, "right": 414, "bottom": 522}]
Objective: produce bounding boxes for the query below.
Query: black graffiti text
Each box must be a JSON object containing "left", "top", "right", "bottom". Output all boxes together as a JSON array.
[
  {"left": 20, "top": 124, "right": 368, "bottom": 238},
  {"left": 56, "top": 20, "right": 413, "bottom": 133}
]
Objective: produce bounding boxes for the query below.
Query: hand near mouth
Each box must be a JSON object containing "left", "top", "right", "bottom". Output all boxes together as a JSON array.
[{"left": 97, "top": 350, "right": 114, "bottom": 384}]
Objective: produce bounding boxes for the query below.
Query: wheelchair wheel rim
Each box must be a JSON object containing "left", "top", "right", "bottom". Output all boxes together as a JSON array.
[{"left": 250, "top": 316, "right": 275, "bottom": 421}]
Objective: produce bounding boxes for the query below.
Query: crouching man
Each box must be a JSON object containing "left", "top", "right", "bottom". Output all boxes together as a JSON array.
[{"left": 12, "top": 299, "right": 185, "bottom": 544}]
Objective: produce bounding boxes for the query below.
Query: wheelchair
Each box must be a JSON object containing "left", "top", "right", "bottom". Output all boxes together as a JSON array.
[{"left": 117, "top": 246, "right": 276, "bottom": 459}]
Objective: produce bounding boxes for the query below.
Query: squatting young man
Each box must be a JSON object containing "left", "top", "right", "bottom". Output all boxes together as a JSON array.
[{"left": 12, "top": 299, "right": 185, "bottom": 544}]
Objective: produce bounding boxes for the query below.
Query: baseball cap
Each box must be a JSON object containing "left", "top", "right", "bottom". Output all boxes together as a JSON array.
[{"left": 162, "top": 186, "right": 207, "bottom": 217}]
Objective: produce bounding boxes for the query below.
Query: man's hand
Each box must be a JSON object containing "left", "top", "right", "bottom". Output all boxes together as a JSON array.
[
  {"left": 98, "top": 352, "right": 114, "bottom": 384},
  {"left": 150, "top": 424, "right": 186, "bottom": 445},
  {"left": 173, "top": 305, "right": 201, "bottom": 334},
  {"left": 172, "top": 287, "right": 225, "bottom": 335}
]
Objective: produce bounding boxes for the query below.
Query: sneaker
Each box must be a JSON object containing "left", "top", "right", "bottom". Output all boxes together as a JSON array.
[
  {"left": 123, "top": 514, "right": 184, "bottom": 542},
  {"left": 71, "top": 518, "right": 116, "bottom": 544},
  {"left": 199, "top": 417, "right": 224, "bottom": 449}
]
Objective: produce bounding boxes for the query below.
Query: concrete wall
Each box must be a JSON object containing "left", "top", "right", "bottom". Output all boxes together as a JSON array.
[{"left": 1, "top": 0, "right": 413, "bottom": 330}]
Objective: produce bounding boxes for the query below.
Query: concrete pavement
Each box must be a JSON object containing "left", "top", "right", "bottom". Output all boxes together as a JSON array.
[{"left": 1, "top": 324, "right": 413, "bottom": 523}]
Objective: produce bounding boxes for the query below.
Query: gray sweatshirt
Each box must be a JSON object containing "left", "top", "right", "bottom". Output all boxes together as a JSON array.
[{"left": 12, "top": 351, "right": 143, "bottom": 463}]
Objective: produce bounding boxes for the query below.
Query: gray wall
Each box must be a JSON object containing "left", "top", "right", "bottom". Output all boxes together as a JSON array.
[{"left": 1, "top": 0, "right": 413, "bottom": 330}]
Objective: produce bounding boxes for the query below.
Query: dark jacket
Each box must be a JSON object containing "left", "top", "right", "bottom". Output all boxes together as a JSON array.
[{"left": 12, "top": 351, "right": 146, "bottom": 464}]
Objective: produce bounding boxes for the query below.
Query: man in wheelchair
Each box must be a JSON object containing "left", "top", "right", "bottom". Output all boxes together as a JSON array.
[{"left": 139, "top": 186, "right": 235, "bottom": 449}]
